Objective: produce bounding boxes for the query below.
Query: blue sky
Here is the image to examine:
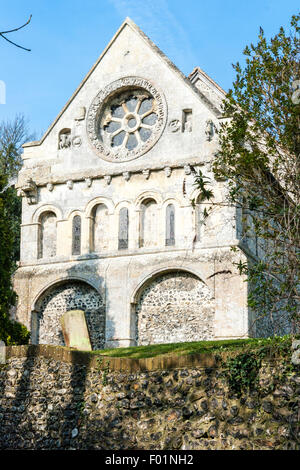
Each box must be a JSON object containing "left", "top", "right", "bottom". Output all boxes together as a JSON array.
[{"left": 0, "top": 0, "right": 298, "bottom": 138}]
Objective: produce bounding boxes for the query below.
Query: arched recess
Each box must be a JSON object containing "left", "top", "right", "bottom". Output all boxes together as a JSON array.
[
  {"left": 139, "top": 198, "right": 158, "bottom": 248},
  {"left": 32, "top": 204, "right": 63, "bottom": 224},
  {"left": 31, "top": 280, "right": 105, "bottom": 350},
  {"left": 72, "top": 214, "right": 82, "bottom": 255},
  {"left": 118, "top": 206, "right": 129, "bottom": 250},
  {"left": 133, "top": 269, "right": 215, "bottom": 346},
  {"left": 38, "top": 211, "right": 57, "bottom": 259},
  {"left": 91, "top": 203, "right": 110, "bottom": 252},
  {"left": 165, "top": 203, "right": 175, "bottom": 246},
  {"left": 85, "top": 197, "right": 114, "bottom": 253},
  {"left": 134, "top": 190, "right": 163, "bottom": 209}
]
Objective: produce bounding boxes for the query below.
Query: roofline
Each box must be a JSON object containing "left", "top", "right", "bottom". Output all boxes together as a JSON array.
[
  {"left": 23, "top": 18, "right": 130, "bottom": 148},
  {"left": 23, "top": 17, "right": 222, "bottom": 149},
  {"left": 188, "top": 66, "right": 227, "bottom": 97}
]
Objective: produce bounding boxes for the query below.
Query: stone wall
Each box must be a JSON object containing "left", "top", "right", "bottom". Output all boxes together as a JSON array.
[
  {"left": 34, "top": 281, "right": 105, "bottom": 349},
  {"left": 135, "top": 272, "right": 214, "bottom": 345},
  {"left": 0, "top": 345, "right": 299, "bottom": 450}
]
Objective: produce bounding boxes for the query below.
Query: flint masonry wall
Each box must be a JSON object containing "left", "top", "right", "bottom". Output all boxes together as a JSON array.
[
  {"left": 0, "top": 345, "right": 299, "bottom": 450},
  {"left": 136, "top": 271, "right": 214, "bottom": 345}
]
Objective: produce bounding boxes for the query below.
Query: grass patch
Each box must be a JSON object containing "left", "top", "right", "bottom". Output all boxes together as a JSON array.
[{"left": 89, "top": 335, "right": 292, "bottom": 360}]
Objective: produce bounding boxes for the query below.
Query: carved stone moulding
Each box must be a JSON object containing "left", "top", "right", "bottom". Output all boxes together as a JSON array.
[
  {"left": 142, "top": 169, "right": 150, "bottom": 179},
  {"left": 164, "top": 166, "right": 172, "bottom": 177},
  {"left": 123, "top": 171, "right": 131, "bottom": 182},
  {"left": 17, "top": 178, "right": 38, "bottom": 204},
  {"left": 85, "top": 177, "right": 92, "bottom": 188},
  {"left": 168, "top": 119, "right": 181, "bottom": 133},
  {"left": 86, "top": 77, "right": 167, "bottom": 163},
  {"left": 72, "top": 136, "right": 82, "bottom": 148},
  {"left": 104, "top": 175, "right": 112, "bottom": 185},
  {"left": 184, "top": 164, "right": 191, "bottom": 175}
]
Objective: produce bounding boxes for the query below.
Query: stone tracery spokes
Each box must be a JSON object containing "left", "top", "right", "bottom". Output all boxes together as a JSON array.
[{"left": 101, "top": 91, "right": 158, "bottom": 151}]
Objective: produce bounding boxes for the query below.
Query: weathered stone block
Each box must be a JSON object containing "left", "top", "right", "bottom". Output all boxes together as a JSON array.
[{"left": 60, "top": 310, "right": 92, "bottom": 351}]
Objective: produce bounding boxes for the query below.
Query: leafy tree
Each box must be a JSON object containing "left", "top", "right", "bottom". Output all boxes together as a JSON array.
[
  {"left": 0, "top": 115, "right": 34, "bottom": 262},
  {"left": 0, "top": 176, "right": 30, "bottom": 345},
  {"left": 0, "top": 115, "right": 33, "bottom": 345},
  {"left": 192, "top": 15, "right": 299, "bottom": 335},
  {"left": 209, "top": 14, "right": 300, "bottom": 335}
]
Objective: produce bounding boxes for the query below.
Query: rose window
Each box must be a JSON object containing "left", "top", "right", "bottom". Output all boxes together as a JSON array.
[
  {"left": 86, "top": 77, "right": 167, "bottom": 162},
  {"left": 101, "top": 89, "right": 158, "bottom": 153}
]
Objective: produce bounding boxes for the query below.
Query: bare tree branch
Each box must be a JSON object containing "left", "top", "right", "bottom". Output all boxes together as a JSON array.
[
  {"left": 0, "top": 15, "right": 32, "bottom": 51},
  {"left": 0, "top": 15, "right": 32, "bottom": 34}
]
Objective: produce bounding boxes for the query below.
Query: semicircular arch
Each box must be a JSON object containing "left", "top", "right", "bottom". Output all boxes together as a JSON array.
[
  {"left": 134, "top": 190, "right": 163, "bottom": 209},
  {"left": 132, "top": 268, "right": 215, "bottom": 346},
  {"left": 32, "top": 204, "right": 63, "bottom": 223},
  {"left": 31, "top": 277, "right": 105, "bottom": 350},
  {"left": 85, "top": 196, "right": 115, "bottom": 217}
]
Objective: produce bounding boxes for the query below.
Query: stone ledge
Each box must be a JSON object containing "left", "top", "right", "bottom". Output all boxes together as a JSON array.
[
  {"left": 4, "top": 344, "right": 219, "bottom": 371},
  {"left": 4, "top": 344, "right": 280, "bottom": 372}
]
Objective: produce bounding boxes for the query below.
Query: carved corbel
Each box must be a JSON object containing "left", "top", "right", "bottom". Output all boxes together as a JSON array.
[
  {"left": 123, "top": 171, "right": 130, "bottom": 182},
  {"left": 184, "top": 164, "right": 191, "bottom": 175},
  {"left": 142, "top": 169, "right": 150, "bottom": 180},
  {"left": 104, "top": 175, "right": 112, "bottom": 185},
  {"left": 85, "top": 177, "right": 92, "bottom": 188},
  {"left": 17, "top": 178, "right": 38, "bottom": 204},
  {"left": 164, "top": 167, "right": 172, "bottom": 177}
]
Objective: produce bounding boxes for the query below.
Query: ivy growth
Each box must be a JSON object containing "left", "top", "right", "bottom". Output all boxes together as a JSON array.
[
  {"left": 96, "top": 357, "right": 110, "bottom": 385},
  {"left": 225, "top": 352, "right": 261, "bottom": 397}
]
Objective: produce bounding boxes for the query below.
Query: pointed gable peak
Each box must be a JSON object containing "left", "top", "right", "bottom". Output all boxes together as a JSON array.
[
  {"left": 23, "top": 18, "right": 224, "bottom": 150},
  {"left": 188, "top": 66, "right": 226, "bottom": 113}
]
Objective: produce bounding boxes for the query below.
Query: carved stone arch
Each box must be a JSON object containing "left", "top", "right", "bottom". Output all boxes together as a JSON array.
[
  {"left": 131, "top": 266, "right": 213, "bottom": 303},
  {"left": 85, "top": 196, "right": 115, "bottom": 218},
  {"left": 90, "top": 203, "right": 111, "bottom": 253},
  {"left": 132, "top": 268, "right": 215, "bottom": 346},
  {"left": 31, "top": 278, "right": 105, "bottom": 350},
  {"left": 134, "top": 190, "right": 163, "bottom": 209},
  {"left": 161, "top": 199, "right": 181, "bottom": 247},
  {"left": 32, "top": 204, "right": 63, "bottom": 224},
  {"left": 35, "top": 207, "right": 61, "bottom": 259},
  {"left": 161, "top": 196, "right": 183, "bottom": 210},
  {"left": 114, "top": 200, "right": 134, "bottom": 211},
  {"left": 58, "top": 128, "right": 71, "bottom": 150},
  {"left": 139, "top": 197, "right": 160, "bottom": 248},
  {"left": 65, "top": 208, "right": 84, "bottom": 220},
  {"left": 31, "top": 276, "right": 102, "bottom": 311}
]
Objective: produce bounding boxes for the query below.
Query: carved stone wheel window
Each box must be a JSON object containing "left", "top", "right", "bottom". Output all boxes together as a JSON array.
[
  {"left": 102, "top": 90, "right": 157, "bottom": 151},
  {"left": 87, "top": 77, "right": 167, "bottom": 162}
]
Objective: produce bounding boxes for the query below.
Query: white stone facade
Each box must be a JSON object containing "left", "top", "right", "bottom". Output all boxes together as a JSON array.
[{"left": 14, "top": 18, "right": 258, "bottom": 349}]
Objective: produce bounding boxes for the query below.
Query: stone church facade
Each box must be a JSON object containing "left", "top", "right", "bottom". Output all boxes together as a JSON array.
[{"left": 14, "top": 18, "right": 260, "bottom": 349}]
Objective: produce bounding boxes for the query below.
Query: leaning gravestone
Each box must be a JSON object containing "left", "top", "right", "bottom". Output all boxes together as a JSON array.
[{"left": 60, "top": 310, "right": 92, "bottom": 351}]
